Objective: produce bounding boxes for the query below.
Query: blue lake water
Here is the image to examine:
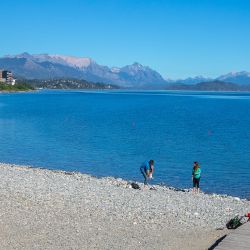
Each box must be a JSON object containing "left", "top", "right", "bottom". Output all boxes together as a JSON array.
[{"left": 0, "top": 90, "right": 250, "bottom": 198}]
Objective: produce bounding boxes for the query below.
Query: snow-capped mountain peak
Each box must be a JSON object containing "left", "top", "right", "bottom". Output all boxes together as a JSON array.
[
  {"left": 217, "top": 71, "right": 250, "bottom": 84},
  {"left": 171, "top": 75, "right": 212, "bottom": 85},
  {"left": 4, "top": 53, "right": 93, "bottom": 69},
  {"left": 111, "top": 67, "right": 121, "bottom": 73},
  {"left": 48, "top": 54, "right": 93, "bottom": 68},
  {"left": 218, "top": 71, "right": 250, "bottom": 79}
]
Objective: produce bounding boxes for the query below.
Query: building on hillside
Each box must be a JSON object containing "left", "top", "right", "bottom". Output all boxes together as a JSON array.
[{"left": 0, "top": 70, "right": 16, "bottom": 85}]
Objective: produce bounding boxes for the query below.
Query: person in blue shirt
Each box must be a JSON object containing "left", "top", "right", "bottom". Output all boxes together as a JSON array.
[
  {"left": 140, "top": 160, "right": 154, "bottom": 186},
  {"left": 192, "top": 161, "right": 201, "bottom": 193}
]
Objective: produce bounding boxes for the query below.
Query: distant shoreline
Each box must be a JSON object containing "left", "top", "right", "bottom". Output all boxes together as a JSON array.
[
  {"left": 2, "top": 86, "right": 250, "bottom": 93},
  {"left": 0, "top": 82, "right": 35, "bottom": 92},
  {"left": 0, "top": 89, "right": 35, "bottom": 93}
]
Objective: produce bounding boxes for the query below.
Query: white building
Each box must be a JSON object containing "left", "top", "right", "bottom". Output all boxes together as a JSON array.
[{"left": 0, "top": 70, "right": 16, "bottom": 85}]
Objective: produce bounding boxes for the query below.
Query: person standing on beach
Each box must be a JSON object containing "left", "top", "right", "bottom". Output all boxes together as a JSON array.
[
  {"left": 192, "top": 161, "right": 201, "bottom": 193},
  {"left": 140, "top": 160, "right": 154, "bottom": 186}
]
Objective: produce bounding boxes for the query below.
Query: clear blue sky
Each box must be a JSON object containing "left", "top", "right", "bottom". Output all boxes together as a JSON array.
[{"left": 1, "top": 0, "right": 250, "bottom": 79}]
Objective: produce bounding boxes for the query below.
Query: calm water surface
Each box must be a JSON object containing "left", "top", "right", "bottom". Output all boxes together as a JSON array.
[{"left": 0, "top": 90, "right": 250, "bottom": 198}]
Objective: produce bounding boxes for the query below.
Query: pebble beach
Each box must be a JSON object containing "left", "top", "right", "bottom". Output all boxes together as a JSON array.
[{"left": 0, "top": 162, "right": 249, "bottom": 250}]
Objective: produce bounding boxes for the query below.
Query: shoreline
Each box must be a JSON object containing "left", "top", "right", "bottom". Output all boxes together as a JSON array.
[
  {"left": 1, "top": 162, "right": 250, "bottom": 249},
  {"left": 4, "top": 162, "right": 249, "bottom": 202},
  {"left": 0, "top": 89, "right": 35, "bottom": 94},
  {"left": 2, "top": 160, "right": 248, "bottom": 200}
]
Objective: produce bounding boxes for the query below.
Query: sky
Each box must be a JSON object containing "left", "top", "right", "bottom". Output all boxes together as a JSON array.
[{"left": 0, "top": 0, "right": 250, "bottom": 79}]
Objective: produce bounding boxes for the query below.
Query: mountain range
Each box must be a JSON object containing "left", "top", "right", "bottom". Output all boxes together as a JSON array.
[
  {"left": 1, "top": 53, "right": 250, "bottom": 87},
  {"left": 0, "top": 53, "right": 165, "bottom": 88},
  {"left": 165, "top": 80, "right": 250, "bottom": 91}
]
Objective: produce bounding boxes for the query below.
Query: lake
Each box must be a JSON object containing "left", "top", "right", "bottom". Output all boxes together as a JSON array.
[{"left": 0, "top": 90, "right": 250, "bottom": 198}]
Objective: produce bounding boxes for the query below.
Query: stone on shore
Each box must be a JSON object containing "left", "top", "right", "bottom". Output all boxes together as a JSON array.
[{"left": 0, "top": 163, "right": 249, "bottom": 250}]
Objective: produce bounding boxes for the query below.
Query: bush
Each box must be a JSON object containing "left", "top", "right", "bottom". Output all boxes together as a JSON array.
[{"left": 0, "top": 82, "right": 34, "bottom": 91}]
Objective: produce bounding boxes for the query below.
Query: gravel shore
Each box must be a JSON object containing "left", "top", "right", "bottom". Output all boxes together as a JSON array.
[{"left": 0, "top": 163, "right": 249, "bottom": 250}]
